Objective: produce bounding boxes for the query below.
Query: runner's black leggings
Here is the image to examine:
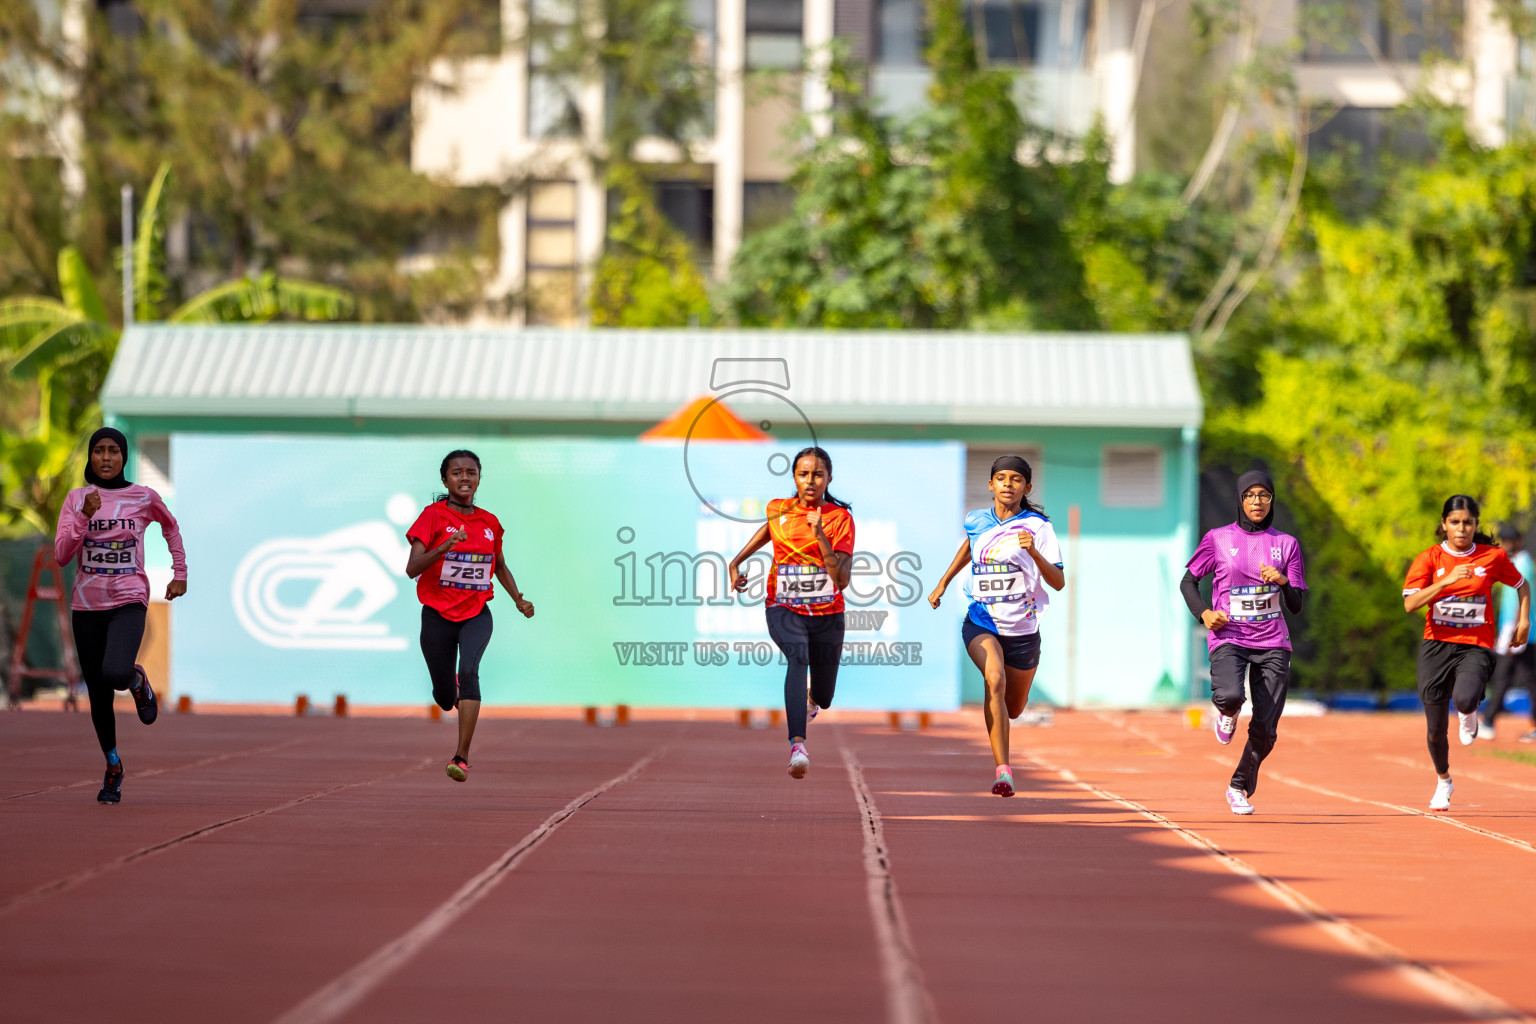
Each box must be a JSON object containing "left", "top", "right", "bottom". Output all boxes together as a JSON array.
[
  {"left": 767, "top": 606, "right": 845, "bottom": 741},
  {"left": 420, "top": 606, "right": 492, "bottom": 711},
  {"left": 72, "top": 602, "right": 147, "bottom": 754}
]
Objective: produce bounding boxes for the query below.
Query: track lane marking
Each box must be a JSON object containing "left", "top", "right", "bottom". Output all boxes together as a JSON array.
[
  {"left": 1089, "top": 711, "right": 1178, "bottom": 755},
  {"left": 1375, "top": 753, "right": 1536, "bottom": 794},
  {"left": 1026, "top": 752, "right": 1532, "bottom": 1023},
  {"left": 0, "top": 755, "right": 436, "bottom": 917},
  {"left": 0, "top": 736, "right": 309, "bottom": 802},
  {"left": 271, "top": 745, "right": 667, "bottom": 1024},
  {"left": 1261, "top": 767, "right": 1536, "bottom": 854},
  {"left": 838, "top": 734, "right": 938, "bottom": 1024}
]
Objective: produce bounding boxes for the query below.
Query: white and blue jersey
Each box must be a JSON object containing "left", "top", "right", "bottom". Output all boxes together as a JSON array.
[{"left": 963, "top": 507, "right": 1062, "bottom": 637}]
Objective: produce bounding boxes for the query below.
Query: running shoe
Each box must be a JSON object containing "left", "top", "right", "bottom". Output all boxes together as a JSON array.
[
  {"left": 1458, "top": 711, "right": 1479, "bottom": 746},
  {"left": 1225, "top": 786, "right": 1254, "bottom": 815},
  {"left": 787, "top": 742, "right": 809, "bottom": 779},
  {"left": 1520, "top": 729, "right": 1536, "bottom": 743},
  {"left": 446, "top": 756, "right": 469, "bottom": 782},
  {"left": 807, "top": 690, "right": 820, "bottom": 724},
  {"left": 1430, "top": 776, "right": 1454, "bottom": 811},
  {"left": 992, "top": 764, "right": 1015, "bottom": 798},
  {"left": 98, "top": 762, "right": 123, "bottom": 805},
  {"left": 1480, "top": 716, "right": 1495, "bottom": 741},
  {"left": 129, "top": 665, "right": 157, "bottom": 725},
  {"left": 1214, "top": 710, "right": 1237, "bottom": 745}
]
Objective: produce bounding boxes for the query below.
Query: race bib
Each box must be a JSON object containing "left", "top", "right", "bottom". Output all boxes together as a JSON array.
[
  {"left": 80, "top": 538, "right": 139, "bottom": 576},
  {"left": 1229, "top": 584, "right": 1281, "bottom": 622},
  {"left": 439, "top": 551, "right": 493, "bottom": 592},
  {"left": 1432, "top": 594, "right": 1486, "bottom": 628},
  {"left": 776, "top": 563, "right": 835, "bottom": 606},
  {"left": 972, "top": 562, "right": 1028, "bottom": 604}
]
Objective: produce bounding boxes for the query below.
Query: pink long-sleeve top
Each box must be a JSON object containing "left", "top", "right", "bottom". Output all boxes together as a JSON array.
[{"left": 54, "top": 484, "right": 187, "bottom": 611}]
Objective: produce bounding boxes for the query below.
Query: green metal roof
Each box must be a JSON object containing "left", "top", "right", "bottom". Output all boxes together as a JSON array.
[{"left": 102, "top": 325, "right": 1203, "bottom": 429}]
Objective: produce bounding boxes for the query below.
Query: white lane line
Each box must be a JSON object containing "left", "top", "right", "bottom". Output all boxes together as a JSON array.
[
  {"left": 0, "top": 756, "right": 435, "bottom": 918},
  {"left": 1374, "top": 754, "right": 1536, "bottom": 795},
  {"left": 272, "top": 746, "right": 666, "bottom": 1024},
  {"left": 1027, "top": 752, "right": 1531, "bottom": 1023},
  {"left": 839, "top": 737, "right": 938, "bottom": 1024},
  {"left": 1264, "top": 769, "right": 1536, "bottom": 855},
  {"left": 1090, "top": 711, "right": 1178, "bottom": 755},
  {"left": 1, "top": 736, "right": 309, "bottom": 802}
]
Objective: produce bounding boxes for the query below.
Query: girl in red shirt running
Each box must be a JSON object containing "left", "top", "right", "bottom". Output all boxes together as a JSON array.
[
  {"left": 1402, "top": 494, "right": 1528, "bottom": 810},
  {"left": 405, "top": 450, "right": 534, "bottom": 781},
  {"left": 728, "top": 447, "right": 854, "bottom": 779}
]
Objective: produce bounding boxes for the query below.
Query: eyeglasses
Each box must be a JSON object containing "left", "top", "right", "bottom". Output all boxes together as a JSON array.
[{"left": 1242, "top": 493, "right": 1273, "bottom": 505}]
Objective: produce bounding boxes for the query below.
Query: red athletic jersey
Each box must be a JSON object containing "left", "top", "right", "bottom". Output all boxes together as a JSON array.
[
  {"left": 1403, "top": 542, "right": 1525, "bottom": 648},
  {"left": 765, "top": 498, "right": 855, "bottom": 616},
  {"left": 406, "top": 501, "right": 505, "bottom": 622}
]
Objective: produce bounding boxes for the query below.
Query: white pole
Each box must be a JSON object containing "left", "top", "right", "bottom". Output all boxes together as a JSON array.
[{"left": 121, "top": 184, "right": 134, "bottom": 326}]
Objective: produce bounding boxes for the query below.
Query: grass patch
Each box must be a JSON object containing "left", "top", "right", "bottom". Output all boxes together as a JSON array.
[{"left": 1475, "top": 748, "right": 1536, "bottom": 768}]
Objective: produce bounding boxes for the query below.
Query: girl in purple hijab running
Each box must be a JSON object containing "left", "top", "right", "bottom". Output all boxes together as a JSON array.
[{"left": 1180, "top": 470, "right": 1307, "bottom": 815}]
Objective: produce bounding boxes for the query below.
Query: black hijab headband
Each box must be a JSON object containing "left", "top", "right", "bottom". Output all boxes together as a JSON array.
[
  {"left": 1236, "top": 469, "right": 1274, "bottom": 533},
  {"left": 84, "top": 427, "right": 132, "bottom": 489}
]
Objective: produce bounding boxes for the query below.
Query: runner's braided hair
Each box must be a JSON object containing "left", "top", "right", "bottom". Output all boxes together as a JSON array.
[
  {"left": 433, "top": 449, "right": 482, "bottom": 504},
  {"left": 790, "top": 446, "right": 851, "bottom": 510},
  {"left": 1435, "top": 494, "right": 1494, "bottom": 546}
]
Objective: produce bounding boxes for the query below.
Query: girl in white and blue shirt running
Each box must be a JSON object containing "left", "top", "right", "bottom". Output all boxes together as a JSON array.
[{"left": 929, "top": 455, "right": 1064, "bottom": 797}]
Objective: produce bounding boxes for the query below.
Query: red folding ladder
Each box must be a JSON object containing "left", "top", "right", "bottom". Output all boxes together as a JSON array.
[{"left": 6, "top": 545, "right": 81, "bottom": 710}]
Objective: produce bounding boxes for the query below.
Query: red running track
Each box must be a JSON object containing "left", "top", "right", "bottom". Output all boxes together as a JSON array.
[{"left": 2, "top": 706, "right": 1534, "bottom": 1023}]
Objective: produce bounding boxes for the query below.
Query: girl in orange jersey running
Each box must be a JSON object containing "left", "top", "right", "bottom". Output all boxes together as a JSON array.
[
  {"left": 728, "top": 447, "right": 854, "bottom": 779},
  {"left": 1402, "top": 495, "right": 1529, "bottom": 810}
]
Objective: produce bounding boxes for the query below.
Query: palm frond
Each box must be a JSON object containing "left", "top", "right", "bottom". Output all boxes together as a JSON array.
[
  {"left": 169, "top": 272, "right": 354, "bottom": 324},
  {"left": 133, "top": 163, "right": 173, "bottom": 321},
  {"left": 57, "top": 246, "right": 109, "bottom": 324}
]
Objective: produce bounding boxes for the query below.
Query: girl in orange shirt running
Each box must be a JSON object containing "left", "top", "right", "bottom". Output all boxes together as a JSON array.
[
  {"left": 1402, "top": 495, "right": 1529, "bottom": 810},
  {"left": 728, "top": 447, "right": 854, "bottom": 779}
]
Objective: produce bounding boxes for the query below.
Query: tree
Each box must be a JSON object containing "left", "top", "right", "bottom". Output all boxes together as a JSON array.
[
  {"left": 0, "top": 0, "right": 501, "bottom": 320},
  {"left": 0, "top": 164, "right": 352, "bottom": 538}
]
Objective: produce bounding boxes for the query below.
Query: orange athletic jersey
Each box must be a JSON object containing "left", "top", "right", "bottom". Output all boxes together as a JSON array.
[
  {"left": 1403, "top": 542, "right": 1525, "bottom": 648},
  {"left": 765, "top": 498, "right": 855, "bottom": 616}
]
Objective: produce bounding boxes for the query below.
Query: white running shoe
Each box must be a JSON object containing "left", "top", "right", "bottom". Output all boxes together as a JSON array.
[
  {"left": 1458, "top": 711, "right": 1479, "bottom": 746},
  {"left": 788, "top": 742, "right": 809, "bottom": 779},
  {"left": 1226, "top": 786, "right": 1254, "bottom": 815},
  {"left": 1214, "top": 712, "right": 1237, "bottom": 745},
  {"left": 1430, "top": 776, "right": 1453, "bottom": 811},
  {"left": 807, "top": 690, "right": 819, "bottom": 724}
]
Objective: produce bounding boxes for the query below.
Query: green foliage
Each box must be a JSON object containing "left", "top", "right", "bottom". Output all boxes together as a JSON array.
[
  {"left": 590, "top": 171, "right": 711, "bottom": 327},
  {"left": 1205, "top": 351, "right": 1536, "bottom": 688}
]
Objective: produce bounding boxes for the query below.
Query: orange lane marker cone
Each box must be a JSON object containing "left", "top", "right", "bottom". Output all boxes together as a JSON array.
[
  {"left": 334, "top": 694, "right": 348, "bottom": 717},
  {"left": 429, "top": 704, "right": 442, "bottom": 722},
  {"left": 295, "top": 694, "right": 309, "bottom": 716},
  {"left": 1184, "top": 706, "right": 1204, "bottom": 730},
  {"left": 584, "top": 706, "right": 598, "bottom": 725},
  {"left": 615, "top": 704, "right": 630, "bottom": 726},
  {"left": 176, "top": 695, "right": 193, "bottom": 714}
]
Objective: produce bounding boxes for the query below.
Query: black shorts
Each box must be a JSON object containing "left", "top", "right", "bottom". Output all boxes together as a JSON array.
[
  {"left": 962, "top": 618, "right": 1041, "bottom": 671},
  {"left": 1416, "top": 638, "right": 1496, "bottom": 705}
]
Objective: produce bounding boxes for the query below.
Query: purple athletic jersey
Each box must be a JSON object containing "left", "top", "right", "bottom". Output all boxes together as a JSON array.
[{"left": 1186, "top": 523, "right": 1307, "bottom": 652}]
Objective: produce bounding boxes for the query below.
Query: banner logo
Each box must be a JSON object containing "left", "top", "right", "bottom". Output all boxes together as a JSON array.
[{"left": 231, "top": 495, "right": 416, "bottom": 650}]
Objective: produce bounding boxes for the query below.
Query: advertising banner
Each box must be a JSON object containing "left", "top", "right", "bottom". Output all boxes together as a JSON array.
[{"left": 172, "top": 435, "right": 964, "bottom": 708}]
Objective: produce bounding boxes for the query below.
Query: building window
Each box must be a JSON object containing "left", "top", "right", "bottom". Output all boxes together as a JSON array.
[
  {"left": 876, "top": 0, "right": 924, "bottom": 64},
  {"left": 747, "top": 0, "right": 804, "bottom": 70},
  {"left": 874, "top": 0, "right": 1089, "bottom": 68},
  {"left": 1311, "top": 106, "right": 1431, "bottom": 167},
  {"left": 526, "top": 181, "right": 578, "bottom": 326},
  {"left": 655, "top": 180, "right": 715, "bottom": 264},
  {"left": 965, "top": 446, "right": 1044, "bottom": 513},
  {"left": 528, "top": 0, "right": 581, "bottom": 139},
  {"left": 1101, "top": 447, "right": 1163, "bottom": 508},
  {"left": 1301, "top": 0, "right": 1462, "bottom": 63},
  {"left": 744, "top": 181, "right": 795, "bottom": 235}
]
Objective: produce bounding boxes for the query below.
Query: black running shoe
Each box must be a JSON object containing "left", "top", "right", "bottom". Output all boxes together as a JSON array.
[
  {"left": 129, "top": 665, "right": 157, "bottom": 725},
  {"left": 98, "top": 763, "right": 123, "bottom": 804}
]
